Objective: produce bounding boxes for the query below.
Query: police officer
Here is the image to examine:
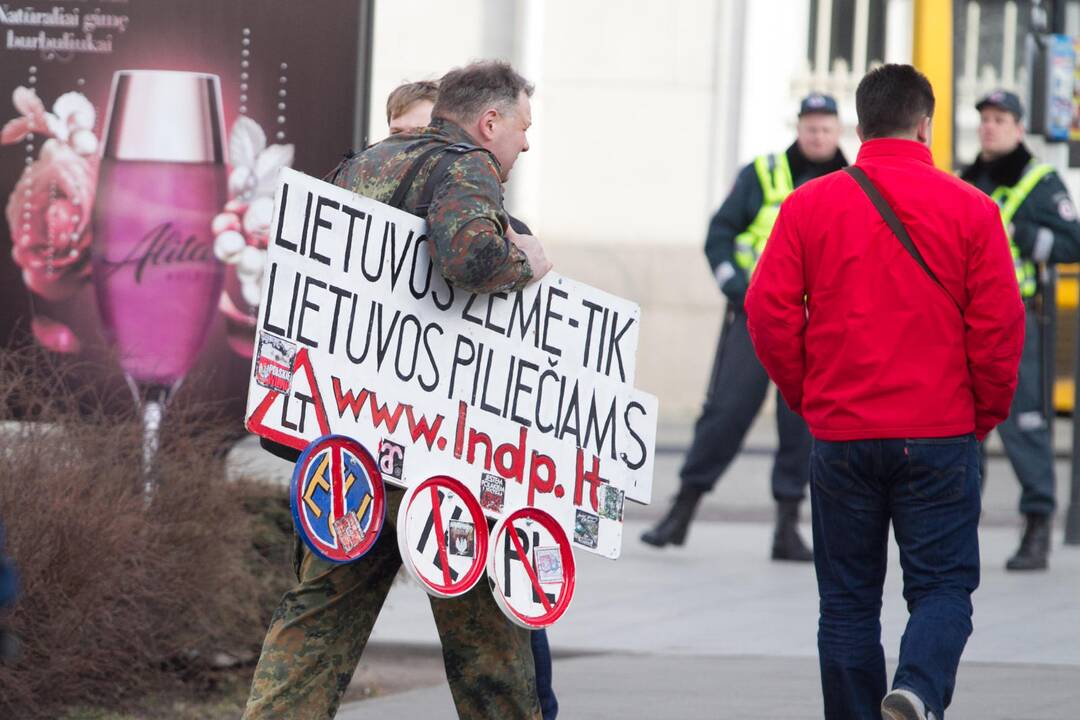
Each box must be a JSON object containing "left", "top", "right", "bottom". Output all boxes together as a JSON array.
[
  {"left": 243, "top": 61, "right": 550, "bottom": 720},
  {"left": 960, "top": 90, "right": 1080, "bottom": 571},
  {"left": 642, "top": 93, "right": 848, "bottom": 561}
]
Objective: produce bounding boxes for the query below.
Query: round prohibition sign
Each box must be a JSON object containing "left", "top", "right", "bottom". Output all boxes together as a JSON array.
[
  {"left": 290, "top": 435, "right": 386, "bottom": 563},
  {"left": 487, "top": 507, "right": 576, "bottom": 629},
  {"left": 397, "top": 475, "right": 490, "bottom": 598}
]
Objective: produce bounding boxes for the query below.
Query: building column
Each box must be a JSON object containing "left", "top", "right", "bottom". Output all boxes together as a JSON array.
[
  {"left": 913, "top": 0, "right": 953, "bottom": 169},
  {"left": 884, "top": 0, "right": 913, "bottom": 64}
]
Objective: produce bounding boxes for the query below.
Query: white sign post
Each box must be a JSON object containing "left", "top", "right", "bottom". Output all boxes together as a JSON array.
[{"left": 246, "top": 168, "right": 657, "bottom": 562}]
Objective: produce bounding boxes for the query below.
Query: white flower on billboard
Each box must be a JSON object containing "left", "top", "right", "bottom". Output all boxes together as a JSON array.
[
  {"left": 1, "top": 87, "right": 97, "bottom": 156},
  {"left": 1, "top": 86, "right": 102, "bottom": 353},
  {"left": 227, "top": 115, "right": 294, "bottom": 202},
  {"left": 214, "top": 116, "right": 296, "bottom": 356}
]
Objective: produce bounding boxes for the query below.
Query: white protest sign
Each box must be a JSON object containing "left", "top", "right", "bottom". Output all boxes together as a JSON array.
[
  {"left": 487, "top": 507, "right": 576, "bottom": 629},
  {"left": 397, "top": 475, "right": 489, "bottom": 598},
  {"left": 245, "top": 168, "right": 657, "bottom": 559}
]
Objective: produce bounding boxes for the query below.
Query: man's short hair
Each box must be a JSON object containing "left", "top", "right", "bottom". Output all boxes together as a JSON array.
[
  {"left": 432, "top": 60, "right": 534, "bottom": 124},
  {"left": 385, "top": 80, "right": 439, "bottom": 124},
  {"left": 855, "top": 64, "right": 935, "bottom": 139}
]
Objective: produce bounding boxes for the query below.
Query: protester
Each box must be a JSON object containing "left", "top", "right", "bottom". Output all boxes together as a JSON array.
[
  {"left": 385, "top": 79, "right": 438, "bottom": 136},
  {"left": 959, "top": 89, "right": 1080, "bottom": 571},
  {"left": 642, "top": 93, "right": 847, "bottom": 562},
  {"left": 243, "top": 60, "right": 551, "bottom": 720},
  {"left": 378, "top": 78, "right": 560, "bottom": 720},
  {"left": 746, "top": 64, "right": 1025, "bottom": 720}
]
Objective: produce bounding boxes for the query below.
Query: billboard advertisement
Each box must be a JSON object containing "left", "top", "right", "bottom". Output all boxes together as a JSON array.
[{"left": 0, "top": 0, "right": 371, "bottom": 424}]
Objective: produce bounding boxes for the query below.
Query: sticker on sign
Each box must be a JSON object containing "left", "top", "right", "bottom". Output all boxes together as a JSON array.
[{"left": 487, "top": 507, "right": 576, "bottom": 629}]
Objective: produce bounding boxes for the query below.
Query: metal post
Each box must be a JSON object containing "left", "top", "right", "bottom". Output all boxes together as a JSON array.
[
  {"left": 1049, "top": 0, "right": 1080, "bottom": 544},
  {"left": 1067, "top": 277, "right": 1080, "bottom": 543},
  {"left": 351, "top": 0, "right": 375, "bottom": 151}
]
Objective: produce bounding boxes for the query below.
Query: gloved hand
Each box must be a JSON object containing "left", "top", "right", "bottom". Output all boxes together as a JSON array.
[{"left": 720, "top": 271, "right": 750, "bottom": 308}]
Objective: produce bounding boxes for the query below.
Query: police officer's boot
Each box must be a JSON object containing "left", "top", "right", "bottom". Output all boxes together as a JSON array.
[
  {"left": 1005, "top": 512, "right": 1051, "bottom": 571},
  {"left": 640, "top": 486, "right": 704, "bottom": 548},
  {"left": 771, "top": 498, "right": 813, "bottom": 562}
]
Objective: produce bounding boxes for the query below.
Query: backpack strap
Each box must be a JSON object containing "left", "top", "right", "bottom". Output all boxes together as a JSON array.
[
  {"left": 387, "top": 144, "right": 450, "bottom": 210},
  {"left": 415, "top": 143, "right": 490, "bottom": 215}
]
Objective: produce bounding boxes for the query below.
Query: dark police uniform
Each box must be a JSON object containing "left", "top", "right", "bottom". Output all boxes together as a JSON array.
[
  {"left": 961, "top": 139, "right": 1080, "bottom": 567},
  {"left": 642, "top": 92, "right": 848, "bottom": 559},
  {"left": 688, "top": 143, "right": 847, "bottom": 501}
]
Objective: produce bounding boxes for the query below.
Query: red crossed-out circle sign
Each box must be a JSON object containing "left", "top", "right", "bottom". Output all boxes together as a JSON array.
[
  {"left": 487, "top": 507, "right": 576, "bottom": 629},
  {"left": 290, "top": 435, "right": 386, "bottom": 563},
  {"left": 397, "top": 475, "right": 489, "bottom": 598}
]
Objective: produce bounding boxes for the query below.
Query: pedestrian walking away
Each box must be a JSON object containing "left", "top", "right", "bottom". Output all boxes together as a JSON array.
[
  {"left": 959, "top": 89, "right": 1080, "bottom": 571},
  {"left": 642, "top": 92, "right": 848, "bottom": 562},
  {"left": 746, "top": 64, "right": 1024, "bottom": 720}
]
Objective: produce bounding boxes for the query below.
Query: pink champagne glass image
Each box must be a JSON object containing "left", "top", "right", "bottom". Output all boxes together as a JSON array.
[{"left": 91, "top": 71, "right": 228, "bottom": 492}]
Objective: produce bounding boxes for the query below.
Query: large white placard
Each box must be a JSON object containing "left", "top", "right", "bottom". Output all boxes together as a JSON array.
[{"left": 245, "top": 168, "right": 656, "bottom": 559}]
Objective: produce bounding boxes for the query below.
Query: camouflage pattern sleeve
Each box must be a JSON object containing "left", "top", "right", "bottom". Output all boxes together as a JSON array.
[{"left": 426, "top": 153, "right": 534, "bottom": 294}]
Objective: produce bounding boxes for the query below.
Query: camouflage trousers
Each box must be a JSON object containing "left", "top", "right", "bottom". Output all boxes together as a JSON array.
[{"left": 242, "top": 488, "right": 541, "bottom": 720}]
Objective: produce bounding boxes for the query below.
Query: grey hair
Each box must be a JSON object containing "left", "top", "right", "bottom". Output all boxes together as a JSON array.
[{"left": 432, "top": 60, "right": 534, "bottom": 123}]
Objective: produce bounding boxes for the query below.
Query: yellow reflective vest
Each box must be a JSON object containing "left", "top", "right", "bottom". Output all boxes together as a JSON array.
[
  {"left": 734, "top": 153, "right": 794, "bottom": 274},
  {"left": 990, "top": 161, "right": 1055, "bottom": 298}
]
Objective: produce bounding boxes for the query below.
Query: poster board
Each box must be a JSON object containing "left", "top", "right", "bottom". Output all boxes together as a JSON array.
[{"left": 246, "top": 168, "right": 657, "bottom": 559}]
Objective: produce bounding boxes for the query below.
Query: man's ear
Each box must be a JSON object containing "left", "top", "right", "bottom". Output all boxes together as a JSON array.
[
  {"left": 855, "top": 124, "right": 865, "bottom": 143},
  {"left": 917, "top": 116, "right": 933, "bottom": 146},
  {"left": 477, "top": 108, "right": 500, "bottom": 142}
]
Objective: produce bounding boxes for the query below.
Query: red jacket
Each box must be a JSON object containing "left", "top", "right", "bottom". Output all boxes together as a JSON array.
[{"left": 745, "top": 138, "right": 1024, "bottom": 441}]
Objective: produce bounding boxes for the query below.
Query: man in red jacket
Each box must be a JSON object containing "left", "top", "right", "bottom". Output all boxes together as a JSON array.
[{"left": 746, "top": 65, "right": 1024, "bottom": 720}]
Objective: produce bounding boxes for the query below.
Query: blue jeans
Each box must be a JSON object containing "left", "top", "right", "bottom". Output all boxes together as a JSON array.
[
  {"left": 0, "top": 523, "right": 16, "bottom": 609},
  {"left": 810, "top": 436, "right": 981, "bottom": 720},
  {"left": 532, "top": 629, "right": 558, "bottom": 719}
]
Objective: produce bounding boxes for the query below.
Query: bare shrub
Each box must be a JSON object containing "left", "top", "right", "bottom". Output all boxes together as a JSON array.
[{"left": 0, "top": 347, "right": 291, "bottom": 719}]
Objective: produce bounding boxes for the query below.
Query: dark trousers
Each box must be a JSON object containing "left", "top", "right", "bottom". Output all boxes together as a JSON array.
[
  {"left": 531, "top": 629, "right": 557, "bottom": 720},
  {"left": 680, "top": 307, "right": 811, "bottom": 501},
  {"left": 810, "top": 436, "right": 981, "bottom": 720},
  {"left": 993, "top": 306, "right": 1056, "bottom": 515}
]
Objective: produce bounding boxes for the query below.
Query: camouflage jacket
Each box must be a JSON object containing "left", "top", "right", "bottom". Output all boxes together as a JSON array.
[{"left": 334, "top": 118, "right": 533, "bottom": 294}]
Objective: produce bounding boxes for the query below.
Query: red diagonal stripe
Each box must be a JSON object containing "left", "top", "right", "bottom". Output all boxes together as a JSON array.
[
  {"left": 332, "top": 447, "right": 345, "bottom": 521},
  {"left": 430, "top": 486, "right": 452, "bottom": 587},
  {"left": 508, "top": 521, "right": 554, "bottom": 613}
]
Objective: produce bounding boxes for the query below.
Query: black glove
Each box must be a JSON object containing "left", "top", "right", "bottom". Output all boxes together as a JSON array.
[{"left": 720, "top": 271, "right": 750, "bottom": 308}]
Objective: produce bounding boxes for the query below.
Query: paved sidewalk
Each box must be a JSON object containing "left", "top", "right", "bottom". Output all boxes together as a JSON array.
[
  {"left": 228, "top": 421, "right": 1080, "bottom": 718},
  {"left": 340, "top": 653, "right": 1079, "bottom": 719},
  {"left": 338, "top": 520, "right": 1080, "bottom": 719}
]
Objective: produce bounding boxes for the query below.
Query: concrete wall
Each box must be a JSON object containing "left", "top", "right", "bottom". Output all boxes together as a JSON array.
[{"left": 366, "top": 0, "right": 827, "bottom": 421}]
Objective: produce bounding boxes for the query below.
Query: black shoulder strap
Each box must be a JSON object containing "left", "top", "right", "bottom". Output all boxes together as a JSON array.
[
  {"left": 387, "top": 143, "right": 449, "bottom": 210},
  {"left": 386, "top": 141, "right": 490, "bottom": 214},
  {"left": 844, "top": 166, "right": 963, "bottom": 314},
  {"left": 415, "top": 143, "right": 488, "bottom": 215}
]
